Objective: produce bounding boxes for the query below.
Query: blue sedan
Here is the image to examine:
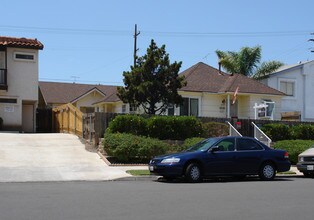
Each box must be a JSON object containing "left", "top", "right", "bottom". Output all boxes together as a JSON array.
[{"left": 149, "top": 136, "right": 291, "bottom": 182}]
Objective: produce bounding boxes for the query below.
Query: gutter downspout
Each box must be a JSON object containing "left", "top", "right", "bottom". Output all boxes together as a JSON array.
[{"left": 301, "top": 65, "right": 306, "bottom": 121}]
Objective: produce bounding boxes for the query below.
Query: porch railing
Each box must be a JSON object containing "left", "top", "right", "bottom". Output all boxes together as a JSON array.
[
  {"left": 251, "top": 122, "right": 272, "bottom": 147},
  {"left": 226, "top": 121, "right": 242, "bottom": 137}
]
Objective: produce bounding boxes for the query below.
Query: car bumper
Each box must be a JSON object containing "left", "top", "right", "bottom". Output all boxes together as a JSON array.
[
  {"left": 148, "top": 163, "right": 184, "bottom": 177},
  {"left": 276, "top": 161, "right": 291, "bottom": 173},
  {"left": 297, "top": 163, "right": 314, "bottom": 173}
]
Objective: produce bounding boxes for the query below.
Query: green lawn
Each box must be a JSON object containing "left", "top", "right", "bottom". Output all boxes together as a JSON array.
[{"left": 126, "top": 170, "right": 150, "bottom": 176}]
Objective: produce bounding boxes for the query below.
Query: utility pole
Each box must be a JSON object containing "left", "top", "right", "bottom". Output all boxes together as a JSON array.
[
  {"left": 309, "top": 33, "right": 314, "bottom": 52},
  {"left": 133, "top": 24, "right": 140, "bottom": 66}
]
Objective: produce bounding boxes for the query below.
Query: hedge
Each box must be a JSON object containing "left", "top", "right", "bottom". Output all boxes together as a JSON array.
[
  {"left": 273, "top": 140, "right": 314, "bottom": 164},
  {"left": 106, "top": 115, "right": 147, "bottom": 136},
  {"left": 262, "top": 123, "right": 314, "bottom": 141},
  {"left": 107, "top": 115, "right": 203, "bottom": 140},
  {"left": 262, "top": 124, "right": 290, "bottom": 141},
  {"left": 103, "top": 133, "right": 168, "bottom": 163},
  {"left": 147, "top": 116, "right": 202, "bottom": 140},
  {"left": 290, "top": 124, "right": 314, "bottom": 140}
]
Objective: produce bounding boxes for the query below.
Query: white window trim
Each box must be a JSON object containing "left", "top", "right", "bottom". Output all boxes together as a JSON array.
[
  {"left": 13, "top": 52, "right": 36, "bottom": 62},
  {"left": 180, "top": 97, "right": 200, "bottom": 117},
  {"left": 278, "top": 78, "right": 297, "bottom": 100}
]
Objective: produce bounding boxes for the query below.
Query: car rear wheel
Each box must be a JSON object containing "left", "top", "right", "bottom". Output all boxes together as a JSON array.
[
  {"left": 185, "top": 163, "right": 202, "bottom": 183},
  {"left": 259, "top": 163, "right": 276, "bottom": 181}
]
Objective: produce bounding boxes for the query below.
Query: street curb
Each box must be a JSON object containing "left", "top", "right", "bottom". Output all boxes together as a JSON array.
[
  {"left": 113, "top": 173, "right": 303, "bottom": 181},
  {"left": 113, "top": 175, "right": 161, "bottom": 181}
]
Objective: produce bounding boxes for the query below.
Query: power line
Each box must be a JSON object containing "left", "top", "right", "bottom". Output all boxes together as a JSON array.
[
  {"left": 1, "top": 25, "right": 312, "bottom": 37},
  {"left": 39, "top": 77, "right": 123, "bottom": 85}
]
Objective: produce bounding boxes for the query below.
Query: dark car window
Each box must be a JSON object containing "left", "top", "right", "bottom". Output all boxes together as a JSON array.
[
  {"left": 236, "top": 138, "right": 264, "bottom": 151},
  {"left": 215, "top": 138, "right": 235, "bottom": 152},
  {"left": 186, "top": 138, "right": 219, "bottom": 152}
]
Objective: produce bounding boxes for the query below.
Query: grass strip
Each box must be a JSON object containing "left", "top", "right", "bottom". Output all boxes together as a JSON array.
[{"left": 126, "top": 170, "right": 150, "bottom": 176}]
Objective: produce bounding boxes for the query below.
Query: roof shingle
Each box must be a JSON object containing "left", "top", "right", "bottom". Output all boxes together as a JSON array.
[
  {"left": 39, "top": 81, "right": 118, "bottom": 105},
  {"left": 180, "top": 62, "right": 284, "bottom": 95}
]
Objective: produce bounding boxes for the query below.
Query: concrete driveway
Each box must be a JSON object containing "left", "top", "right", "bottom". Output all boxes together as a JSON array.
[{"left": 0, "top": 133, "right": 132, "bottom": 182}]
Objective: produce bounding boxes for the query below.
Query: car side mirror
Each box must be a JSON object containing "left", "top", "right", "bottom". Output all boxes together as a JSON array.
[{"left": 210, "top": 146, "right": 219, "bottom": 153}]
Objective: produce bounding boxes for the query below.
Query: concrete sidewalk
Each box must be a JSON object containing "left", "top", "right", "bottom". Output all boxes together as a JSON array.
[{"left": 0, "top": 133, "right": 133, "bottom": 182}]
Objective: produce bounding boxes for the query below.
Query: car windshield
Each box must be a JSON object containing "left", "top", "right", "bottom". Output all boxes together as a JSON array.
[{"left": 186, "top": 138, "right": 219, "bottom": 152}]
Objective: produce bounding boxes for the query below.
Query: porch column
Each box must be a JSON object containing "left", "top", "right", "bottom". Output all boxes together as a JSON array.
[{"left": 227, "top": 95, "right": 230, "bottom": 118}]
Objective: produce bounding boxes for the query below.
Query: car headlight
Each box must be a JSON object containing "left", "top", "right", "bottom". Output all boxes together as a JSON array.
[
  {"left": 161, "top": 157, "right": 180, "bottom": 164},
  {"left": 299, "top": 157, "right": 304, "bottom": 162}
]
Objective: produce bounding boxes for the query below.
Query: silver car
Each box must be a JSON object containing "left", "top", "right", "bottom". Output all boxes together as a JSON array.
[{"left": 297, "top": 146, "right": 314, "bottom": 178}]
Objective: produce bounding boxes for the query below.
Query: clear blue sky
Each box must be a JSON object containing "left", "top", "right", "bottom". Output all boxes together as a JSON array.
[{"left": 1, "top": 0, "right": 313, "bottom": 85}]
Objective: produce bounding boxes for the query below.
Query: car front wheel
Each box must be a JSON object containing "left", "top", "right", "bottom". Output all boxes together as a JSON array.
[
  {"left": 259, "top": 163, "right": 276, "bottom": 181},
  {"left": 185, "top": 163, "right": 202, "bottom": 183}
]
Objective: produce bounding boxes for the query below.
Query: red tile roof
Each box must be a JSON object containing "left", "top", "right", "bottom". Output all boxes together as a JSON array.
[
  {"left": 180, "top": 62, "right": 284, "bottom": 95},
  {"left": 0, "top": 36, "right": 44, "bottom": 49}
]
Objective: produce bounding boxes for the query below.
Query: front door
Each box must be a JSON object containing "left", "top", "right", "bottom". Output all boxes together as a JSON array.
[
  {"left": 230, "top": 101, "right": 238, "bottom": 118},
  {"left": 22, "top": 104, "right": 34, "bottom": 132}
]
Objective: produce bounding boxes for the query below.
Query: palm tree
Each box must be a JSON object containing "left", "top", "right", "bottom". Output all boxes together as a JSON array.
[{"left": 216, "top": 46, "right": 283, "bottom": 79}]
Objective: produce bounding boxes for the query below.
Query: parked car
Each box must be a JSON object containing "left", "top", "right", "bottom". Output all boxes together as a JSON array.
[
  {"left": 297, "top": 145, "right": 314, "bottom": 178},
  {"left": 149, "top": 136, "right": 291, "bottom": 182}
]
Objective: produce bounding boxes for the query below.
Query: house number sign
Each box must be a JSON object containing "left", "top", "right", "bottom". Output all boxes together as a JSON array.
[{"left": 4, "top": 106, "right": 14, "bottom": 113}]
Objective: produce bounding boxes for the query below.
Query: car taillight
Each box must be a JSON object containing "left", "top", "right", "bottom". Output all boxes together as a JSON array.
[{"left": 284, "top": 152, "right": 289, "bottom": 159}]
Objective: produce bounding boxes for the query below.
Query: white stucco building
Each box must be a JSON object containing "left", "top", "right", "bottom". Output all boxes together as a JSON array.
[
  {"left": 260, "top": 60, "right": 314, "bottom": 121},
  {"left": 0, "top": 36, "right": 44, "bottom": 132}
]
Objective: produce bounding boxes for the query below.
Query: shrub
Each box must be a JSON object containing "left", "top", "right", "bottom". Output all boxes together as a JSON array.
[
  {"left": 201, "top": 122, "right": 229, "bottom": 138},
  {"left": 261, "top": 124, "right": 291, "bottom": 141},
  {"left": 290, "top": 124, "right": 314, "bottom": 140},
  {"left": 107, "top": 115, "right": 203, "bottom": 140},
  {"left": 106, "top": 115, "right": 147, "bottom": 136},
  {"left": 175, "top": 116, "right": 203, "bottom": 140},
  {"left": 273, "top": 140, "right": 314, "bottom": 164},
  {"left": 103, "top": 133, "right": 168, "bottom": 163},
  {"left": 147, "top": 116, "right": 202, "bottom": 140},
  {"left": 146, "top": 116, "right": 175, "bottom": 140}
]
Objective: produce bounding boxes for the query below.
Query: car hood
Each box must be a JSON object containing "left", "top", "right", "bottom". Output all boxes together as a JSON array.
[
  {"left": 299, "top": 147, "right": 314, "bottom": 156},
  {"left": 154, "top": 151, "right": 202, "bottom": 160}
]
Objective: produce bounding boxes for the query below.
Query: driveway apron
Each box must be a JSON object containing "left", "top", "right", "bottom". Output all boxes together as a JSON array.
[{"left": 0, "top": 133, "right": 130, "bottom": 182}]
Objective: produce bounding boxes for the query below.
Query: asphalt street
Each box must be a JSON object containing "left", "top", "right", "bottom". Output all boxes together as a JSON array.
[{"left": 0, "top": 177, "right": 313, "bottom": 220}]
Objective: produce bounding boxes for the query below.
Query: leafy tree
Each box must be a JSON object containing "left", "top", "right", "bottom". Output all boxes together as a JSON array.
[
  {"left": 118, "top": 39, "right": 186, "bottom": 115},
  {"left": 216, "top": 46, "right": 283, "bottom": 79}
]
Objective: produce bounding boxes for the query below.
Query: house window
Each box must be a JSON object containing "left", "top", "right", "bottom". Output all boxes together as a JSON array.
[
  {"left": 129, "top": 104, "right": 137, "bottom": 113},
  {"left": 280, "top": 81, "right": 294, "bottom": 96},
  {"left": 180, "top": 98, "right": 199, "bottom": 117},
  {"left": 167, "top": 104, "right": 175, "bottom": 116},
  {"left": 14, "top": 52, "right": 35, "bottom": 61},
  {"left": 0, "top": 51, "right": 6, "bottom": 85},
  {"left": 0, "top": 98, "right": 17, "bottom": 103},
  {"left": 0, "top": 51, "right": 5, "bottom": 68},
  {"left": 122, "top": 104, "right": 126, "bottom": 113}
]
